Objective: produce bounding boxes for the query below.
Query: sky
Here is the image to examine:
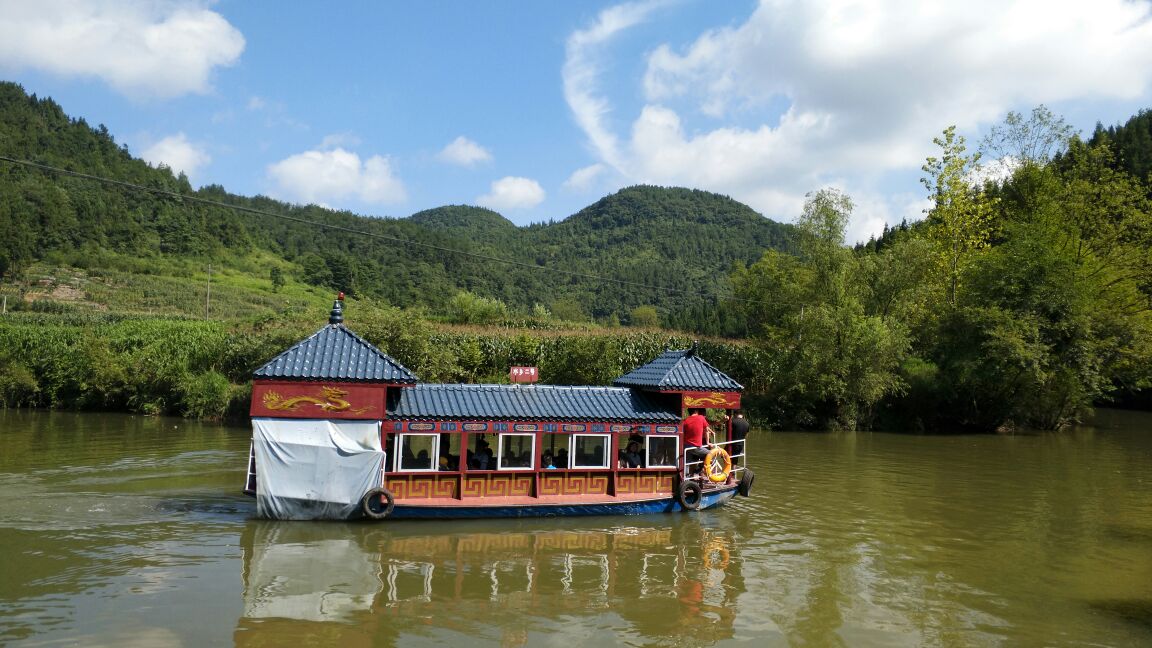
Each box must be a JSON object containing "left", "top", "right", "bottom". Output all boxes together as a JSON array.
[{"left": 3, "top": 0, "right": 1152, "bottom": 244}]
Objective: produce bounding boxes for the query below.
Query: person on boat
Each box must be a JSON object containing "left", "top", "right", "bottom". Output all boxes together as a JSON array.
[
  {"left": 729, "top": 411, "right": 749, "bottom": 462},
  {"left": 682, "top": 408, "right": 713, "bottom": 476},
  {"left": 622, "top": 440, "right": 644, "bottom": 468}
]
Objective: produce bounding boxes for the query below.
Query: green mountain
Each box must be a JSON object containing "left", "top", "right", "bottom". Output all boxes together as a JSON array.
[{"left": 0, "top": 81, "right": 793, "bottom": 335}]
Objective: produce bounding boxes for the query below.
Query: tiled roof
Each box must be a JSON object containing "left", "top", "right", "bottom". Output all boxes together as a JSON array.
[
  {"left": 253, "top": 323, "right": 419, "bottom": 383},
  {"left": 613, "top": 348, "right": 743, "bottom": 391},
  {"left": 389, "top": 384, "right": 680, "bottom": 422}
]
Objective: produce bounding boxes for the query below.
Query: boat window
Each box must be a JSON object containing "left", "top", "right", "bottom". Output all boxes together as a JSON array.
[
  {"left": 397, "top": 433, "right": 438, "bottom": 471},
  {"left": 467, "top": 434, "right": 496, "bottom": 471},
  {"left": 540, "top": 434, "right": 569, "bottom": 469},
  {"left": 498, "top": 434, "right": 535, "bottom": 470},
  {"left": 646, "top": 435, "right": 678, "bottom": 468},
  {"left": 571, "top": 434, "right": 610, "bottom": 468}
]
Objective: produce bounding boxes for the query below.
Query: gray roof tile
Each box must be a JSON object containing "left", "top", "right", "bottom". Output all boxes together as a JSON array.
[
  {"left": 389, "top": 383, "right": 680, "bottom": 422},
  {"left": 253, "top": 324, "right": 419, "bottom": 383}
]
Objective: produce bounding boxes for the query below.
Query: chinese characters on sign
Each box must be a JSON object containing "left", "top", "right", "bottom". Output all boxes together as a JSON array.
[{"left": 509, "top": 366, "right": 539, "bottom": 383}]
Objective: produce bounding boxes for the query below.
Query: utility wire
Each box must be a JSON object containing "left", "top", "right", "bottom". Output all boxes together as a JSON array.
[{"left": 0, "top": 154, "right": 771, "bottom": 305}]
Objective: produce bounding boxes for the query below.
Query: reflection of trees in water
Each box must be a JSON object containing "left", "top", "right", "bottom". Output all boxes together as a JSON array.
[{"left": 237, "top": 518, "right": 745, "bottom": 647}]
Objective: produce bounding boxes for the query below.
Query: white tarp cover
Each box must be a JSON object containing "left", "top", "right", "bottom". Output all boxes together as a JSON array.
[{"left": 252, "top": 417, "right": 384, "bottom": 520}]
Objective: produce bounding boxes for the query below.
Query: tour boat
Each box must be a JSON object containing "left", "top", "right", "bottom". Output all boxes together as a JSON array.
[{"left": 243, "top": 296, "right": 754, "bottom": 520}]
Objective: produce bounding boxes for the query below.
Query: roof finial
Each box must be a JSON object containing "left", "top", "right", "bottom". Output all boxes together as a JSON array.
[{"left": 329, "top": 292, "right": 344, "bottom": 325}]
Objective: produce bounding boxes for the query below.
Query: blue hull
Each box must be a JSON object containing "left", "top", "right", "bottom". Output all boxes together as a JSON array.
[{"left": 386, "top": 486, "right": 739, "bottom": 520}]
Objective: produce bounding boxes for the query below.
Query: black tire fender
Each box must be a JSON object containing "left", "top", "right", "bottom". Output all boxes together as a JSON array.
[
  {"left": 738, "top": 468, "right": 755, "bottom": 497},
  {"left": 676, "top": 479, "right": 703, "bottom": 511},
  {"left": 361, "top": 486, "right": 395, "bottom": 520}
]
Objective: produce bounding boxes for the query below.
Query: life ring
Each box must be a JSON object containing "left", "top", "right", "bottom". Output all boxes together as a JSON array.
[
  {"left": 361, "top": 486, "right": 395, "bottom": 520},
  {"left": 676, "top": 479, "right": 703, "bottom": 511},
  {"left": 737, "top": 468, "right": 755, "bottom": 497},
  {"left": 703, "top": 447, "right": 732, "bottom": 483}
]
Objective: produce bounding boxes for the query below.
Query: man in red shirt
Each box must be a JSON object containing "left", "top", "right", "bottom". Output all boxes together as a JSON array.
[{"left": 682, "top": 408, "right": 713, "bottom": 475}]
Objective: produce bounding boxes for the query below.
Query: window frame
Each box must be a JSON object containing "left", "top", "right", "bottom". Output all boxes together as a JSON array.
[
  {"left": 570, "top": 433, "right": 611, "bottom": 469},
  {"left": 645, "top": 435, "right": 680, "bottom": 469},
  {"left": 497, "top": 433, "right": 536, "bottom": 471},
  {"left": 394, "top": 433, "right": 440, "bottom": 472}
]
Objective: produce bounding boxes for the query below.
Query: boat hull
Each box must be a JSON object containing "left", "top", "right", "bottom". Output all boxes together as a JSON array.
[{"left": 384, "top": 485, "right": 739, "bottom": 520}]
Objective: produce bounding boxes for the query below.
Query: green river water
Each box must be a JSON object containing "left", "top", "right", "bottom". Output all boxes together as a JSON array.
[{"left": 1, "top": 409, "right": 1150, "bottom": 646}]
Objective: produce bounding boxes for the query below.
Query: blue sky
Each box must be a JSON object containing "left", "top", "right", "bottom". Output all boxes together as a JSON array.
[{"left": 3, "top": 0, "right": 1152, "bottom": 243}]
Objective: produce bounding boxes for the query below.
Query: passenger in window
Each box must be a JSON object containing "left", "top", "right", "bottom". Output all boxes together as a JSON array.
[
  {"left": 623, "top": 441, "right": 644, "bottom": 468},
  {"left": 555, "top": 448, "right": 568, "bottom": 469},
  {"left": 542, "top": 450, "right": 555, "bottom": 469}
]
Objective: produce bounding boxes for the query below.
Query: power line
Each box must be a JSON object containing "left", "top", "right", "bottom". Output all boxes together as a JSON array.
[{"left": 0, "top": 154, "right": 770, "bottom": 305}]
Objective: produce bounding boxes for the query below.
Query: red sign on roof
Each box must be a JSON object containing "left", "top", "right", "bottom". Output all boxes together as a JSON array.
[{"left": 510, "top": 366, "right": 539, "bottom": 383}]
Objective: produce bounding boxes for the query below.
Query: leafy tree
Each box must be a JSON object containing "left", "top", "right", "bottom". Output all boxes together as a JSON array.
[
  {"left": 629, "top": 305, "right": 659, "bottom": 328},
  {"left": 446, "top": 291, "right": 508, "bottom": 325},
  {"left": 921, "top": 126, "right": 998, "bottom": 307},
  {"left": 733, "top": 188, "right": 910, "bottom": 429},
  {"left": 980, "top": 104, "right": 1076, "bottom": 170}
]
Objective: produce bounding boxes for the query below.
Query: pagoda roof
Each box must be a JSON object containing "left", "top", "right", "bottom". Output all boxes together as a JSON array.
[
  {"left": 613, "top": 347, "right": 743, "bottom": 392},
  {"left": 253, "top": 323, "right": 419, "bottom": 383}
]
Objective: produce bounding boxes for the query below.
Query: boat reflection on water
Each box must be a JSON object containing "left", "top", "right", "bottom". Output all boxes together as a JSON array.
[{"left": 236, "top": 518, "right": 744, "bottom": 646}]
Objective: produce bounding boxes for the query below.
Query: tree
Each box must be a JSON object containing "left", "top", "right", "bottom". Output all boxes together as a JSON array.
[
  {"left": 629, "top": 305, "right": 660, "bottom": 328},
  {"left": 269, "top": 267, "right": 285, "bottom": 292},
  {"left": 980, "top": 105, "right": 1076, "bottom": 170},
  {"left": 446, "top": 291, "right": 508, "bottom": 325},
  {"left": 921, "top": 126, "right": 998, "bottom": 307},
  {"left": 796, "top": 188, "right": 853, "bottom": 308},
  {"left": 731, "top": 189, "right": 910, "bottom": 429}
]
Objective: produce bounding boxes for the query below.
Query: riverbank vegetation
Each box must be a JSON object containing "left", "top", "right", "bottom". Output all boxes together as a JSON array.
[
  {"left": 1, "top": 81, "right": 1150, "bottom": 431},
  {"left": 730, "top": 108, "right": 1152, "bottom": 431}
]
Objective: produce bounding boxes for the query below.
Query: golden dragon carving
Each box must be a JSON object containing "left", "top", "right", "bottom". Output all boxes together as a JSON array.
[
  {"left": 683, "top": 392, "right": 733, "bottom": 407},
  {"left": 261, "top": 386, "right": 374, "bottom": 414}
]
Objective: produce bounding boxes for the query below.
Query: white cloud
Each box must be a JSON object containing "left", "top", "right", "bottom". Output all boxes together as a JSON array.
[
  {"left": 266, "top": 148, "right": 407, "bottom": 206},
  {"left": 563, "top": 164, "right": 608, "bottom": 191},
  {"left": 477, "top": 176, "right": 546, "bottom": 210},
  {"left": 438, "top": 136, "right": 493, "bottom": 167},
  {"left": 140, "top": 133, "right": 210, "bottom": 183},
  {"left": 563, "top": 0, "right": 671, "bottom": 171},
  {"left": 564, "top": 0, "right": 1152, "bottom": 227},
  {"left": 0, "top": 0, "right": 245, "bottom": 99}
]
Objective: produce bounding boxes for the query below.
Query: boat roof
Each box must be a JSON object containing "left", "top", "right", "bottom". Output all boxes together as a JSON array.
[
  {"left": 613, "top": 347, "right": 743, "bottom": 392},
  {"left": 388, "top": 383, "right": 680, "bottom": 423},
  {"left": 253, "top": 321, "right": 419, "bottom": 383}
]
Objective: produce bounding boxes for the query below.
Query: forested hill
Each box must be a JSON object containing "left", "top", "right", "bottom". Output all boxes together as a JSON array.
[{"left": 0, "top": 81, "right": 791, "bottom": 333}]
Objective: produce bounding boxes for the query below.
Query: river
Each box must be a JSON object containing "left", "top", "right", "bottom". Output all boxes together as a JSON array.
[{"left": 1, "top": 409, "right": 1150, "bottom": 646}]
